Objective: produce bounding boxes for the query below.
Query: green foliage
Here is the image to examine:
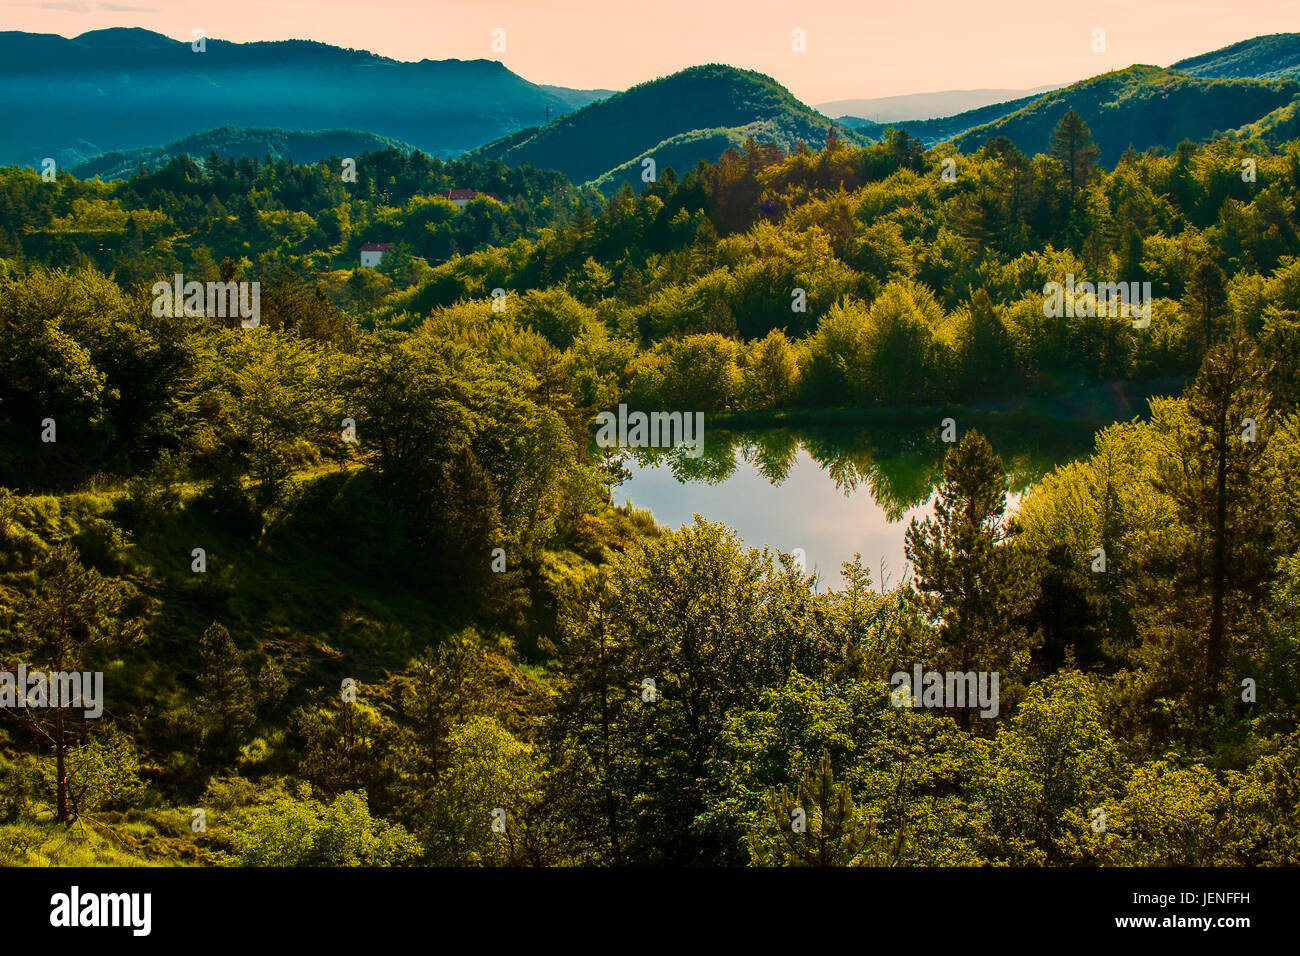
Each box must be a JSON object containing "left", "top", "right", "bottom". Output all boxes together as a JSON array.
[
  {"left": 2, "top": 114, "right": 1300, "bottom": 870},
  {"left": 196, "top": 622, "right": 257, "bottom": 744},
  {"left": 749, "top": 752, "right": 902, "bottom": 866},
  {"left": 228, "top": 787, "right": 418, "bottom": 867},
  {"left": 975, "top": 671, "right": 1121, "bottom": 863},
  {"left": 906, "top": 432, "right": 1038, "bottom": 698}
]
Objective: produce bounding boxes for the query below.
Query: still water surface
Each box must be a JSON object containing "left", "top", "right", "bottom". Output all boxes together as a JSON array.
[{"left": 615, "top": 419, "right": 1099, "bottom": 590}]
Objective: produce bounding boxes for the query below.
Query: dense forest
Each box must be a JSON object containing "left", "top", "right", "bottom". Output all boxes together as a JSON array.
[{"left": 1, "top": 110, "right": 1299, "bottom": 866}]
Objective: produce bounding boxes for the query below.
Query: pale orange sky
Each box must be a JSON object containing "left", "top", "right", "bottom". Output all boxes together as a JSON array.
[{"left": 7, "top": 0, "right": 1298, "bottom": 102}]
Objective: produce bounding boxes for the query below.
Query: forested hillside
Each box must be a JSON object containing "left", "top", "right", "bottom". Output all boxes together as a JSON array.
[
  {"left": 950, "top": 66, "right": 1300, "bottom": 164},
  {"left": 2, "top": 107, "right": 1299, "bottom": 866},
  {"left": 467, "top": 64, "right": 857, "bottom": 190},
  {"left": 70, "top": 128, "right": 416, "bottom": 182},
  {"left": 1173, "top": 32, "right": 1300, "bottom": 79},
  {"left": 835, "top": 37, "right": 1300, "bottom": 157}
]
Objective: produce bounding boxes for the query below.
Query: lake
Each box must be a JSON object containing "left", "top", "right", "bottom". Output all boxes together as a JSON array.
[{"left": 613, "top": 415, "right": 1105, "bottom": 590}]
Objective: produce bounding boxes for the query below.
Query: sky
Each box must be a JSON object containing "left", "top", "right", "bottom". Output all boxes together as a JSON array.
[{"left": 6, "top": 0, "right": 1299, "bottom": 103}]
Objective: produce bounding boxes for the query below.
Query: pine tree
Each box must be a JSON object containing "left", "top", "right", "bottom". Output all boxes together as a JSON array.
[
  {"left": 10, "top": 544, "right": 143, "bottom": 822},
  {"left": 197, "top": 621, "right": 256, "bottom": 742},
  {"left": 905, "top": 431, "right": 1037, "bottom": 727},
  {"left": 1185, "top": 259, "right": 1229, "bottom": 358},
  {"left": 1050, "top": 109, "right": 1101, "bottom": 196},
  {"left": 750, "top": 753, "right": 902, "bottom": 866},
  {"left": 1161, "top": 337, "right": 1275, "bottom": 708}
]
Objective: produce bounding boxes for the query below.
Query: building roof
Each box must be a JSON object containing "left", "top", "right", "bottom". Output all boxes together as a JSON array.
[
  {"left": 444, "top": 190, "right": 501, "bottom": 201},
  {"left": 360, "top": 242, "right": 394, "bottom": 251}
]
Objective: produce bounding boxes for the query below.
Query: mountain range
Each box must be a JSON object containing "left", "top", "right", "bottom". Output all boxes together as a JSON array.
[
  {"left": 836, "top": 34, "right": 1300, "bottom": 161},
  {"left": 817, "top": 86, "right": 1064, "bottom": 123},
  {"left": 0, "top": 27, "right": 609, "bottom": 167},
  {"left": 5, "top": 28, "right": 1300, "bottom": 191}
]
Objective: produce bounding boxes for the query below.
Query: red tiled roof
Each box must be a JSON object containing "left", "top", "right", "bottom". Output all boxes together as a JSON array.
[{"left": 444, "top": 190, "right": 502, "bottom": 201}]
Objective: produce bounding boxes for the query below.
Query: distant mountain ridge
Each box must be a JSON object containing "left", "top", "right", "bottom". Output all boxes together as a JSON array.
[
  {"left": 467, "top": 64, "right": 857, "bottom": 192},
  {"left": 817, "top": 86, "right": 1063, "bottom": 123},
  {"left": 834, "top": 33, "right": 1300, "bottom": 155},
  {"left": 11, "top": 28, "right": 1300, "bottom": 186},
  {"left": 835, "top": 90, "right": 1050, "bottom": 145},
  {"left": 0, "top": 28, "right": 611, "bottom": 166}
]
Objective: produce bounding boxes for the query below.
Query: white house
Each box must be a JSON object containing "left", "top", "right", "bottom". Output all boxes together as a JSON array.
[{"left": 359, "top": 242, "right": 393, "bottom": 268}]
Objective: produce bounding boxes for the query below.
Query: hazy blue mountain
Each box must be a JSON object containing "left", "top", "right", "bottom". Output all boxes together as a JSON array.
[
  {"left": 0, "top": 28, "right": 610, "bottom": 166},
  {"left": 68, "top": 126, "right": 415, "bottom": 180},
  {"left": 817, "top": 85, "right": 1063, "bottom": 123},
  {"left": 467, "top": 63, "right": 858, "bottom": 192},
  {"left": 1173, "top": 32, "right": 1300, "bottom": 79}
]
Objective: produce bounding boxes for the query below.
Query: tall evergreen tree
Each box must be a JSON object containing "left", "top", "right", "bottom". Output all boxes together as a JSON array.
[
  {"left": 749, "top": 752, "right": 903, "bottom": 866},
  {"left": 1050, "top": 109, "right": 1101, "bottom": 197},
  {"left": 9, "top": 543, "right": 143, "bottom": 822},
  {"left": 1159, "top": 337, "right": 1275, "bottom": 709},
  {"left": 197, "top": 621, "right": 256, "bottom": 742},
  {"left": 1185, "top": 259, "right": 1230, "bottom": 358},
  {"left": 905, "top": 431, "right": 1037, "bottom": 727}
]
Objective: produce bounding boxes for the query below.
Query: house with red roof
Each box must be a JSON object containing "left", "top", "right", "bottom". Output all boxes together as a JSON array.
[
  {"left": 443, "top": 189, "right": 501, "bottom": 209},
  {"left": 359, "top": 241, "right": 393, "bottom": 268}
]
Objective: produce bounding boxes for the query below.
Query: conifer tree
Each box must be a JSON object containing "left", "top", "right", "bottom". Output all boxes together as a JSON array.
[
  {"left": 905, "top": 431, "right": 1037, "bottom": 727},
  {"left": 1160, "top": 337, "right": 1275, "bottom": 708},
  {"left": 1185, "top": 259, "right": 1230, "bottom": 358},
  {"left": 9, "top": 543, "right": 143, "bottom": 822},
  {"left": 750, "top": 752, "right": 902, "bottom": 866},
  {"left": 1050, "top": 109, "right": 1101, "bottom": 197},
  {"left": 197, "top": 621, "right": 256, "bottom": 742}
]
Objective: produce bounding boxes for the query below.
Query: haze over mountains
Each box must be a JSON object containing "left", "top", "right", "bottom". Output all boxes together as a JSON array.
[
  {"left": 817, "top": 86, "right": 1064, "bottom": 123},
  {"left": 5, "top": 28, "right": 1300, "bottom": 191},
  {"left": 0, "top": 27, "right": 609, "bottom": 167}
]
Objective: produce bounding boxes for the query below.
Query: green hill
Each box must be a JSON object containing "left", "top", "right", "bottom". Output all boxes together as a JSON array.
[
  {"left": 467, "top": 64, "right": 854, "bottom": 191},
  {"left": 70, "top": 126, "right": 415, "bottom": 180},
  {"left": 1234, "top": 96, "right": 1300, "bottom": 143},
  {"left": 949, "top": 65, "right": 1299, "bottom": 164},
  {"left": 1173, "top": 32, "right": 1300, "bottom": 79},
  {"left": 837, "top": 36, "right": 1300, "bottom": 155}
]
